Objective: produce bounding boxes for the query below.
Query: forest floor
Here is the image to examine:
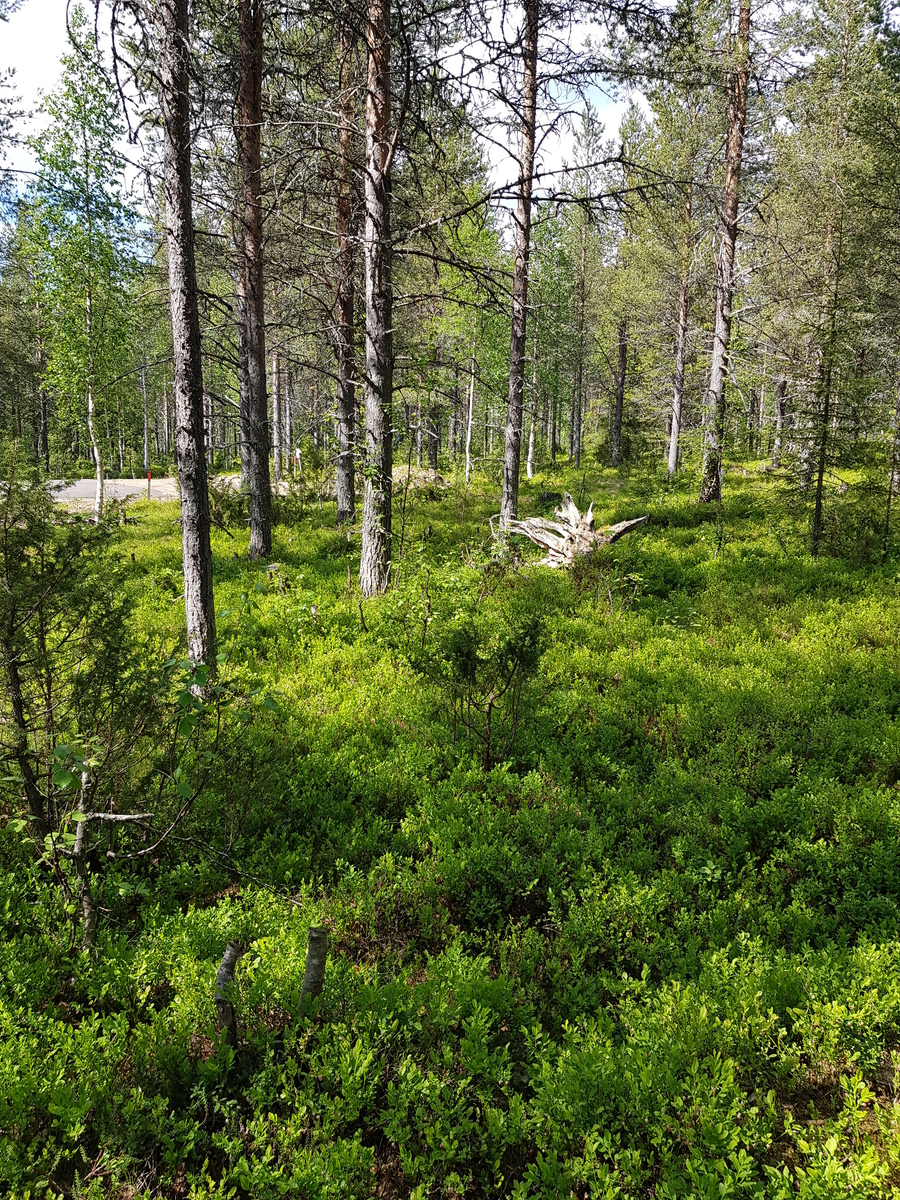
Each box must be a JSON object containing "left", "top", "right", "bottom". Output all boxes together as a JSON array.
[{"left": 3, "top": 462, "right": 900, "bottom": 1198}]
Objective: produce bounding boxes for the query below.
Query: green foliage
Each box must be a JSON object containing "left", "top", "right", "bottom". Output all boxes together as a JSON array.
[{"left": 4, "top": 468, "right": 900, "bottom": 1197}]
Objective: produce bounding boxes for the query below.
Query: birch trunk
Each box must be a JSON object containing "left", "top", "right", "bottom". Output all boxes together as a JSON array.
[
  {"left": 156, "top": 0, "right": 216, "bottom": 667},
  {"left": 142, "top": 362, "right": 150, "bottom": 473},
  {"left": 699, "top": 0, "right": 751, "bottom": 503},
  {"left": 464, "top": 333, "right": 475, "bottom": 485},
  {"left": 359, "top": 0, "right": 393, "bottom": 596},
  {"left": 500, "top": 0, "right": 538, "bottom": 524},
  {"left": 236, "top": 0, "right": 272, "bottom": 559}
]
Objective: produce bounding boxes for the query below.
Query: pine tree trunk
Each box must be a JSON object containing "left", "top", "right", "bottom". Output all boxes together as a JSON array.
[
  {"left": 359, "top": 0, "right": 393, "bottom": 597},
  {"left": 500, "top": 0, "right": 538, "bottom": 524},
  {"left": 156, "top": 0, "right": 216, "bottom": 667},
  {"left": 699, "top": 0, "right": 751, "bottom": 503},
  {"left": 573, "top": 228, "right": 585, "bottom": 470},
  {"left": 335, "top": 27, "right": 357, "bottom": 525},
  {"left": 204, "top": 391, "right": 213, "bottom": 468},
  {"left": 272, "top": 344, "right": 282, "bottom": 484},
  {"left": 668, "top": 247, "right": 690, "bottom": 474},
  {"left": 39, "top": 388, "right": 50, "bottom": 471},
  {"left": 890, "top": 382, "right": 900, "bottom": 498},
  {"left": 612, "top": 318, "right": 627, "bottom": 467},
  {"left": 236, "top": 0, "right": 272, "bottom": 559}
]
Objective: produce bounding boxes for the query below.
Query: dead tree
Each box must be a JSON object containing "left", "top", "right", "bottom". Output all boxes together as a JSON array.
[{"left": 497, "top": 493, "right": 648, "bottom": 567}]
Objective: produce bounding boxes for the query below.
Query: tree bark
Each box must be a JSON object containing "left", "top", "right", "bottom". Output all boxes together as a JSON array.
[
  {"left": 359, "top": 0, "right": 393, "bottom": 596},
  {"left": 771, "top": 376, "right": 786, "bottom": 467},
  {"left": 500, "top": 0, "right": 538, "bottom": 524},
  {"left": 272, "top": 343, "right": 282, "bottom": 484},
  {"left": 156, "top": 0, "right": 216, "bottom": 667},
  {"left": 427, "top": 396, "right": 439, "bottom": 469},
  {"left": 611, "top": 318, "right": 627, "bottom": 467},
  {"left": 699, "top": 0, "right": 751, "bottom": 503},
  {"left": 573, "top": 223, "right": 586, "bottom": 470},
  {"left": 141, "top": 361, "right": 150, "bottom": 474},
  {"left": 465, "top": 329, "right": 476, "bottom": 484},
  {"left": 301, "top": 926, "right": 328, "bottom": 999},
  {"left": 668, "top": 195, "right": 691, "bottom": 474},
  {"left": 236, "top": 0, "right": 272, "bottom": 559},
  {"left": 335, "top": 28, "right": 357, "bottom": 525},
  {"left": 215, "top": 942, "right": 241, "bottom": 1047}
]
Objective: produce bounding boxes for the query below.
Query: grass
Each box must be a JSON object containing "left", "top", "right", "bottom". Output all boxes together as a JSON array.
[{"left": 2, "top": 462, "right": 900, "bottom": 1198}]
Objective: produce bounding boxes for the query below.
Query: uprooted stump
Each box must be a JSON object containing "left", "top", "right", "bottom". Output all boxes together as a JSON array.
[{"left": 495, "top": 493, "right": 648, "bottom": 568}]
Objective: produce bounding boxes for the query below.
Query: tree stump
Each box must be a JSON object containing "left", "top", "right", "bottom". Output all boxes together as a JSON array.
[{"left": 497, "top": 493, "right": 648, "bottom": 567}]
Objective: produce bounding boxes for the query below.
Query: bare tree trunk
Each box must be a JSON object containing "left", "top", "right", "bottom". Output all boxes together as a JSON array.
[
  {"left": 883, "top": 380, "right": 900, "bottom": 557},
  {"left": 427, "top": 396, "right": 439, "bottom": 469},
  {"left": 86, "top": 381, "right": 104, "bottom": 523},
  {"left": 747, "top": 388, "right": 758, "bottom": 456},
  {"left": 271, "top": 344, "right": 282, "bottom": 484},
  {"left": 204, "top": 390, "right": 213, "bottom": 468},
  {"left": 73, "top": 779, "right": 98, "bottom": 952},
  {"left": 465, "top": 331, "right": 475, "bottom": 485},
  {"left": 810, "top": 213, "right": 843, "bottom": 557},
  {"left": 611, "top": 318, "right": 627, "bottom": 467},
  {"left": 359, "top": 0, "right": 393, "bottom": 596},
  {"left": 141, "top": 362, "right": 150, "bottom": 474},
  {"left": 772, "top": 376, "right": 786, "bottom": 467},
  {"left": 699, "top": 0, "right": 750, "bottom": 503},
  {"left": 39, "top": 388, "right": 50, "bottom": 471},
  {"left": 162, "top": 379, "right": 170, "bottom": 457},
  {"left": 527, "top": 309, "right": 538, "bottom": 479},
  {"left": 156, "top": 0, "right": 216, "bottom": 667},
  {"left": 236, "top": 0, "right": 272, "bottom": 559},
  {"left": 335, "top": 28, "right": 357, "bottom": 525},
  {"left": 500, "top": 0, "right": 538, "bottom": 524},
  {"left": 301, "top": 927, "right": 328, "bottom": 999},
  {"left": 890, "top": 381, "right": 900, "bottom": 498},
  {"left": 215, "top": 942, "right": 241, "bottom": 1047},
  {"left": 573, "top": 225, "right": 586, "bottom": 470},
  {"left": 668, "top": 208, "right": 691, "bottom": 475}
]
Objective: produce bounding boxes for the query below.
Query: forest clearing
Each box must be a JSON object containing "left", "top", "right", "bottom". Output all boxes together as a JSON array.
[{"left": 2, "top": 0, "right": 900, "bottom": 1194}]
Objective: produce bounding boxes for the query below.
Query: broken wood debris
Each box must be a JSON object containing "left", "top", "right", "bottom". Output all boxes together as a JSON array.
[{"left": 493, "top": 493, "right": 648, "bottom": 568}]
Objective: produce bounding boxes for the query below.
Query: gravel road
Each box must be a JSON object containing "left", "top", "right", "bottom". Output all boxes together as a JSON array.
[{"left": 52, "top": 477, "right": 180, "bottom": 503}]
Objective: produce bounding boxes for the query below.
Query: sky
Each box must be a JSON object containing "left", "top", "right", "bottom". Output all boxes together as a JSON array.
[
  {"left": 1, "top": 0, "right": 631, "bottom": 199},
  {"left": 2, "top": 0, "right": 71, "bottom": 180}
]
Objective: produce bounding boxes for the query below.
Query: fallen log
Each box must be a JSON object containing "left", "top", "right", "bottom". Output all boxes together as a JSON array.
[{"left": 494, "top": 493, "right": 648, "bottom": 568}]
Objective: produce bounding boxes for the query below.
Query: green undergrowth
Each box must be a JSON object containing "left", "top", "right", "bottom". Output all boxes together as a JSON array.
[{"left": 3, "top": 466, "right": 900, "bottom": 1197}]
